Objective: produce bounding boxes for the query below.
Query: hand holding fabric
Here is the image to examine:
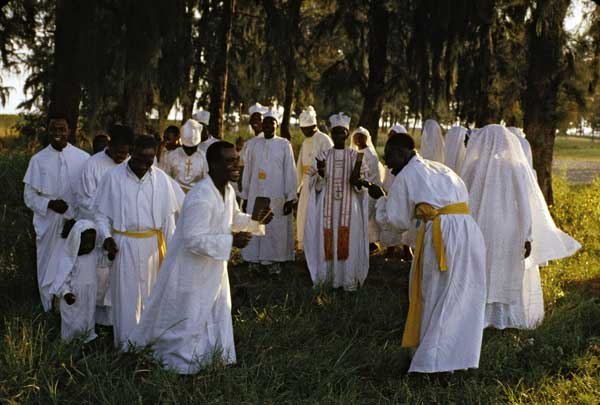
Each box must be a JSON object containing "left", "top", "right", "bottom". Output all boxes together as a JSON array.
[
  {"left": 103, "top": 237, "right": 119, "bottom": 260},
  {"left": 233, "top": 232, "right": 252, "bottom": 248},
  {"left": 316, "top": 158, "right": 326, "bottom": 177},
  {"left": 283, "top": 200, "right": 296, "bottom": 215},
  {"left": 48, "top": 199, "right": 69, "bottom": 214},
  {"left": 64, "top": 293, "right": 76, "bottom": 305},
  {"left": 368, "top": 184, "right": 385, "bottom": 199}
]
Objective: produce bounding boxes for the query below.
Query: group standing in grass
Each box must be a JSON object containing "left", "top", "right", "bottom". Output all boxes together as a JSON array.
[{"left": 23, "top": 106, "right": 580, "bottom": 375}]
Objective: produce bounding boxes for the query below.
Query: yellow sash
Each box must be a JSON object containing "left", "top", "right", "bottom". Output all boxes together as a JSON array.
[
  {"left": 401, "top": 202, "right": 470, "bottom": 348},
  {"left": 112, "top": 229, "right": 166, "bottom": 267}
]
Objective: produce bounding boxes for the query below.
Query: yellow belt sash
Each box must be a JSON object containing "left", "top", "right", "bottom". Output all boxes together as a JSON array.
[
  {"left": 112, "top": 229, "right": 166, "bottom": 267},
  {"left": 401, "top": 202, "right": 470, "bottom": 348}
]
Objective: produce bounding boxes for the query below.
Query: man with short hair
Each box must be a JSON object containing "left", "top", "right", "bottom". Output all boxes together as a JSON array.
[
  {"left": 94, "top": 135, "right": 181, "bottom": 348},
  {"left": 24, "top": 113, "right": 90, "bottom": 311},
  {"left": 130, "top": 141, "right": 272, "bottom": 374},
  {"left": 92, "top": 133, "right": 110, "bottom": 155},
  {"left": 158, "top": 125, "right": 181, "bottom": 169}
]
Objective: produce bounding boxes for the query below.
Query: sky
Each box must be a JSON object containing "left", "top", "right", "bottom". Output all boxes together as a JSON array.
[{"left": 0, "top": 1, "right": 590, "bottom": 115}]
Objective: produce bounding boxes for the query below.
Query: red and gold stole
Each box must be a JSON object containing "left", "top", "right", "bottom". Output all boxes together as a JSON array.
[{"left": 323, "top": 148, "right": 355, "bottom": 261}]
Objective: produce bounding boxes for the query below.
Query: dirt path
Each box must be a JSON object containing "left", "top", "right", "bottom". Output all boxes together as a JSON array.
[{"left": 553, "top": 159, "right": 600, "bottom": 184}]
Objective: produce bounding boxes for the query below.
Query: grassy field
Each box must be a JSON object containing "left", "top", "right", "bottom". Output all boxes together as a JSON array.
[
  {"left": 1, "top": 138, "right": 599, "bottom": 402},
  {"left": 554, "top": 136, "right": 600, "bottom": 162}
]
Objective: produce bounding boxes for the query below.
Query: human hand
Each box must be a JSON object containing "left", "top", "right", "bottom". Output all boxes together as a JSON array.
[
  {"left": 48, "top": 199, "right": 69, "bottom": 214},
  {"left": 61, "top": 218, "right": 76, "bottom": 238},
  {"left": 316, "top": 158, "right": 326, "bottom": 177},
  {"left": 524, "top": 241, "right": 532, "bottom": 259},
  {"left": 283, "top": 200, "right": 296, "bottom": 215},
  {"left": 256, "top": 208, "right": 274, "bottom": 225},
  {"left": 103, "top": 237, "right": 119, "bottom": 260},
  {"left": 368, "top": 184, "right": 385, "bottom": 199},
  {"left": 233, "top": 232, "right": 252, "bottom": 248},
  {"left": 64, "top": 293, "right": 76, "bottom": 305},
  {"left": 240, "top": 199, "right": 247, "bottom": 213}
]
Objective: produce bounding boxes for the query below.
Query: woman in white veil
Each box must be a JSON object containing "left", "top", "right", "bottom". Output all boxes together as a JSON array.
[
  {"left": 420, "top": 119, "right": 445, "bottom": 163},
  {"left": 444, "top": 125, "right": 467, "bottom": 174},
  {"left": 461, "top": 124, "right": 580, "bottom": 329}
]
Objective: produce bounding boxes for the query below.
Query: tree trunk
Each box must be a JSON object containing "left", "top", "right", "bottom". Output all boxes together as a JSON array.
[
  {"left": 209, "top": 0, "right": 236, "bottom": 139},
  {"left": 358, "top": 0, "right": 389, "bottom": 146},
  {"left": 49, "top": 0, "right": 85, "bottom": 144},
  {"left": 280, "top": 66, "right": 295, "bottom": 140},
  {"left": 523, "top": 0, "right": 570, "bottom": 204}
]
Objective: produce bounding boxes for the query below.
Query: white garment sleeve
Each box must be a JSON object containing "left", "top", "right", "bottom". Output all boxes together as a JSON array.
[
  {"left": 375, "top": 174, "right": 413, "bottom": 232},
  {"left": 240, "top": 143, "right": 252, "bottom": 200},
  {"left": 24, "top": 183, "right": 50, "bottom": 216},
  {"left": 76, "top": 165, "right": 98, "bottom": 220},
  {"left": 296, "top": 143, "right": 305, "bottom": 190},
  {"left": 284, "top": 141, "right": 298, "bottom": 202},
  {"left": 183, "top": 197, "right": 233, "bottom": 261},
  {"left": 231, "top": 199, "right": 265, "bottom": 236}
]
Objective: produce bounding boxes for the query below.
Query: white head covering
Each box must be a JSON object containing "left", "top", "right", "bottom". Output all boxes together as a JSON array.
[
  {"left": 508, "top": 127, "right": 534, "bottom": 169},
  {"left": 299, "top": 106, "right": 317, "bottom": 127},
  {"left": 249, "top": 102, "right": 267, "bottom": 116},
  {"left": 329, "top": 112, "right": 351, "bottom": 130},
  {"left": 263, "top": 108, "right": 281, "bottom": 124},
  {"left": 443, "top": 125, "right": 467, "bottom": 174},
  {"left": 181, "top": 119, "right": 203, "bottom": 147},
  {"left": 192, "top": 109, "right": 210, "bottom": 125},
  {"left": 460, "top": 124, "right": 580, "bottom": 303},
  {"left": 390, "top": 124, "right": 408, "bottom": 135},
  {"left": 352, "top": 126, "right": 385, "bottom": 185},
  {"left": 352, "top": 126, "right": 375, "bottom": 150},
  {"left": 420, "top": 119, "right": 445, "bottom": 163}
]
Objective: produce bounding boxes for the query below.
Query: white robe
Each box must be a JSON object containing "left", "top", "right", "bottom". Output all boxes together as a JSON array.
[
  {"left": 296, "top": 131, "right": 333, "bottom": 249},
  {"left": 357, "top": 146, "right": 384, "bottom": 244},
  {"left": 240, "top": 136, "right": 297, "bottom": 263},
  {"left": 130, "top": 178, "right": 264, "bottom": 374},
  {"left": 444, "top": 126, "right": 467, "bottom": 175},
  {"left": 304, "top": 148, "right": 369, "bottom": 291},
  {"left": 76, "top": 149, "right": 119, "bottom": 325},
  {"left": 198, "top": 136, "right": 219, "bottom": 154},
  {"left": 94, "top": 164, "right": 180, "bottom": 348},
  {"left": 23, "top": 143, "right": 90, "bottom": 311},
  {"left": 376, "top": 155, "right": 487, "bottom": 373},
  {"left": 420, "top": 119, "right": 445, "bottom": 163},
  {"left": 163, "top": 148, "right": 208, "bottom": 193}
]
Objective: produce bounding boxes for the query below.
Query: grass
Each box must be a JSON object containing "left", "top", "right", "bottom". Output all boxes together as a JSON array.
[
  {"left": 0, "top": 114, "right": 19, "bottom": 138},
  {"left": 1, "top": 141, "right": 600, "bottom": 403},
  {"left": 553, "top": 136, "right": 600, "bottom": 162}
]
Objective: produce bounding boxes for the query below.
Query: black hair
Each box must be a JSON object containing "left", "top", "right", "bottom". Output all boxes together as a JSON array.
[
  {"left": 108, "top": 124, "right": 135, "bottom": 146},
  {"left": 47, "top": 112, "right": 70, "bottom": 127},
  {"left": 164, "top": 125, "right": 180, "bottom": 136},
  {"left": 133, "top": 135, "right": 158, "bottom": 152},
  {"left": 206, "top": 141, "right": 235, "bottom": 166},
  {"left": 386, "top": 132, "right": 416, "bottom": 151}
]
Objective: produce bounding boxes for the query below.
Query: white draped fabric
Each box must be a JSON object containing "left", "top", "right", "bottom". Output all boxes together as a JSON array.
[
  {"left": 304, "top": 148, "right": 369, "bottom": 291},
  {"left": 23, "top": 143, "right": 89, "bottom": 311},
  {"left": 507, "top": 127, "right": 534, "bottom": 170},
  {"left": 163, "top": 148, "right": 208, "bottom": 193},
  {"left": 198, "top": 136, "right": 219, "bottom": 154},
  {"left": 461, "top": 124, "right": 580, "bottom": 329},
  {"left": 130, "top": 178, "right": 264, "bottom": 374},
  {"left": 375, "top": 155, "right": 487, "bottom": 373},
  {"left": 94, "top": 164, "right": 181, "bottom": 348},
  {"left": 420, "top": 119, "right": 445, "bottom": 163},
  {"left": 296, "top": 131, "right": 333, "bottom": 249},
  {"left": 444, "top": 126, "right": 467, "bottom": 174},
  {"left": 240, "top": 136, "right": 297, "bottom": 263}
]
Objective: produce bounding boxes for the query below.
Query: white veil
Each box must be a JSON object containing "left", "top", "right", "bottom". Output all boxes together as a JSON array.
[
  {"left": 420, "top": 119, "right": 445, "bottom": 163},
  {"left": 444, "top": 125, "right": 467, "bottom": 174}
]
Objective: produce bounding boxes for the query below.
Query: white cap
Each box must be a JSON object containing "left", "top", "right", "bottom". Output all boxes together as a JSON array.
[
  {"left": 263, "top": 108, "right": 281, "bottom": 124},
  {"left": 390, "top": 124, "right": 408, "bottom": 135},
  {"left": 181, "top": 119, "right": 203, "bottom": 147},
  {"left": 329, "top": 112, "right": 351, "bottom": 130},
  {"left": 248, "top": 102, "right": 267, "bottom": 116},
  {"left": 192, "top": 109, "right": 210, "bottom": 125},
  {"left": 299, "top": 106, "right": 317, "bottom": 127},
  {"left": 353, "top": 126, "right": 370, "bottom": 137}
]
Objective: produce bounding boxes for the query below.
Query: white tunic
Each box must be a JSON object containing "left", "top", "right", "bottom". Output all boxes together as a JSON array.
[
  {"left": 376, "top": 155, "right": 487, "bottom": 373},
  {"left": 130, "top": 178, "right": 264, "bottom": 374},
  {"left": 163, "top": 148, "right": 208, "bottom": 193},
  {"left": 240, "top": 136, "right": 297, "bottom": 263},
  {"left": 357, "top": 146, "right": 384, "bottom": 244},
  {"left": 198, "top": 136, "right": 219, "bottom": 153},
  {"left": 23, "top": 143, "right": 89, "bottom": 311},
  {"left": 420, "top": 119, "right": 445, "bottom": 163},
  {"left": 304, "top": 148, "right": 369, "bottom": 291},
  {"left": 296, "top": 131, "right": 333, "bottom": 249},
  {"left": 443, "top": 126, "right": 467, "bottom": 175},
  {"left": 94, "top": 164, "right": 180, "bottom": 348}
]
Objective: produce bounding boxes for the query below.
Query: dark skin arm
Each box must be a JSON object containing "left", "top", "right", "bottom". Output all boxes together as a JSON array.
[
  {"left": 524, "top": 241, "right": 532, "bottom": 259},
  {"left": 48, "top": 199, "right": 69, "bottom": 214},
  {"left": 233, "top": 232, "right": 252, "bottom": 248},
  {"left": 367, "top": 183, "right": 385, "bottom": 199},
  {"left": 64, "top": 293, "right": 76, "bottom": 305},
  {"left": 283, "top": 200, "right": 296, "bottom": 215},
  {"left": 316, "top": 158, "right": 326, "bottom": 178},
  {"left": 103, "top": 237, "right": 119, "bottom": 261}
]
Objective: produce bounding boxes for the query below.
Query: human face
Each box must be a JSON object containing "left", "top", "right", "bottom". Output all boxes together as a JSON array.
[
  {"left": 78, "top": 229, "right": 97, "bottom": 256},
  {"left": 353, "top": 133, "right": 367, "bottom": 149},
  {"left": 164, "top": 131, "right": 180, "bottom": 150},
  {"left": 48, "top": 118, "right": 69, "bottom": 151},
  {"left": 262, "top": 117, "right": 277, "bottom": 138},
  {"left": 331, "top": 127, "right": 348, "bottom": 149},
  {"left": 301, "top": 125, "right": 316, "bottom": 138},
  {"left": 201, "top": 126, "right": 210, "bottom": 142},
  {"left": 224, "top": 148, "right": 241, "bottom": 182},
  {"left": 129, "top": 147, "right": 156, "bottom": 178},
  {"left": 93, "top": 136, "right": 110, "bottom": 154},
  {"left": 384, "top": 143, "right": 412, "bottom": 175},
  {"left": 249, "top": 113, "right": 263, "bottom": 134},
  {"left": 107, "top": 143, "right": 130, "bottom": 164}
]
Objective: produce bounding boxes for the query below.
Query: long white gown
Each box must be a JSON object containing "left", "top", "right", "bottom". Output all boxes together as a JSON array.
[
  {"left": 376, "top": 154, "right": 487, "bottom": 373},
  {"left": 355, "top": 145, "right": 384, "bottom": 244},
  {"left": 23, "top": 143, "right": 89, "bottom": 311},
  {"left": 420, "top": 119, "right": 445, "bottom": 163},
  {"left": 443, "top": 125, "right": 467, "bottom": 175},
  {"left": 163, "top": 148, "right": 208, "bottom": 193},
  {"left": 296, "top": 131, "right": 333, "bottom": 249},
  {"left": 130, "top": 178, "right": 264, "bottom": 374},
  {"left": 94, "top": 164, "right": 181, "bottom": 348},
  {"left": 240, "top": 136, "right": 297, "bottom": 263},
  {"left": 304, "top": 148, "right": 369, "bottom": 291}
]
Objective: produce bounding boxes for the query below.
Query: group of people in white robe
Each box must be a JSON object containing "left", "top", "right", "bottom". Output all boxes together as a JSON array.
[{"left": 24, "top": 106, "right": 580, "bottom": 376}]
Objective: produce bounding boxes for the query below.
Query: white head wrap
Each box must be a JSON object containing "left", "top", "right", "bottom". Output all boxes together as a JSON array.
[
  {"left": 443, "top": 125, "right": 467, "bottom": 174},
  {"left": 420, "top": 119, "right": 445, "bottom": 163},
  {"left": 329, "top": 112, "right": 351, "bottom": 130},
  {"left": 299, "top": 106, "right": 318, "bottom": 127},
  {"left": 390, "top": 124, "right": 408, "bottom": 135},
  {"left": 249, "top": 102, "right": 267, "bottom": 116},
  {"left": 263, "top": 108, "right": 282, "bottom": 124},
  {"left": 192, "top": 109, "right": 210, "bottom": 125},
  {"left": 181, "top": 119, "right": 203, "bottom": 147}
]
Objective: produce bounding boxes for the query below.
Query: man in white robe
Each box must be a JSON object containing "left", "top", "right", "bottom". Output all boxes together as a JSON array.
[
  {"left": 77, "top": 124, "right": 134, "bottom": 325},
  {"left": 194, "top": 109, "right": 219, "bottom": 153},
  {"left": 240, "top": 110, "right": 297, "bottom": 274},
  {"left": 238, "top": 103, "right": 267, "bottom": 201},
  {"left": 158, "top": 126, "right": 181, "bottom": 170},
  {"left": 461, "top": 125, "right": 580, "bottom": 330},
  {"left": 23, "top": 114, "right": 90, "bottom": 311},
  {"left": 304, "top": 113, "right": 369, "bottom": 291},
  {"left": 443, "top": 125, "right": 467, "bottom": 175},
  {"left": 130, "top": 142, "right": 272, "bottom": 374},
  {"left": 371, "top": 133, "right": 487, "bottom": 373},
  {"left": 94, "top": 135, "right": 181, "bottom": 348},
  {"left": 296, "top": 106, "right": 333, "bottom": 250},
  {"left": 420, "top": 119, "right": 445, "bottom": 163},
  {"left": 163, "top": 119, "right": 208, "bottom": 193}
]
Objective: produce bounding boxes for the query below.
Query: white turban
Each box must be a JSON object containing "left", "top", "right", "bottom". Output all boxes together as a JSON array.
[
  {"left": 181, "top": 119, "right": 203, "bottom": 147},
  {"left": 390, "top": 124, "right": 408, "bottom": 135},
  {"left": 192, "top": 109, "right": 210, "bottom": 126},
  {"left": 263, "top": 108, "right": 281, "bottom": 124},
  {"left": 299, "top": 106, "right": 317, "bottom": 127},
  {"left": 248, "top": 102, "right": 267, "bottom": 116},
  {"left": 329, "top": 112, "right": 351, "bottom": 130}
]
